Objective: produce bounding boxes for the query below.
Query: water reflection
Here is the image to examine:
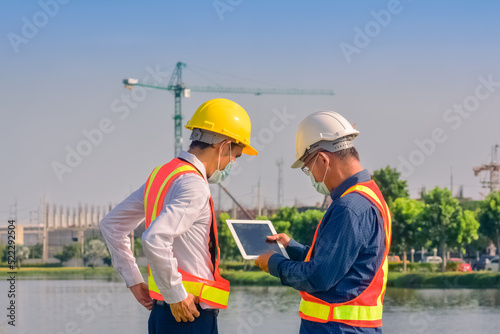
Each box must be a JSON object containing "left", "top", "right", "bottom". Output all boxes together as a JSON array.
[
  {"left": 384, "top": 288, "right": 500, "bottom": 309},
  {"left": 0, "top": 276, "right": 499, "bottom": 334}
]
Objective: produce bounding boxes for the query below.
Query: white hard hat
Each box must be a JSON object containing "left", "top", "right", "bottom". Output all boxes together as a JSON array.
[{"left": 291, "top": 111, "right": 359, "bottom": 169}]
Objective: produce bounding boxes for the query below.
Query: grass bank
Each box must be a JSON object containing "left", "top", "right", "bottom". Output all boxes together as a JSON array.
[
  {"left": 0, "top": 266, "right": 281, "bottom": 284},
  {"left": 223, "top": 271, "right": 500, "bottom": 288},
  {"left": 387, "top": 271, "right": 500, "bottom": 289},
  {"left": 0, "top": 266, "right": 118, "bottom": 279},
  {"left": 222, "top": 270, "right": 281, "bottom": 285}
]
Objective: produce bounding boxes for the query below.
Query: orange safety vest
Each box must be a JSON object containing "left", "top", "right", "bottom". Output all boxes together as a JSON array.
[
  {"left": 298, "top": 180, "right": 392, "bottom": 328},
  {"left": 143, "top": 158, "right": 230, "bottom": 309}
]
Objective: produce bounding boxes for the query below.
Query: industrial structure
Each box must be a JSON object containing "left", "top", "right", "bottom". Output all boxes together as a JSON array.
[
  {"left": 1, "top": 202, "right": 113, "bottom": 261},
  {"left": 473, "top": 144, "right": 500, "bottom": 193}
]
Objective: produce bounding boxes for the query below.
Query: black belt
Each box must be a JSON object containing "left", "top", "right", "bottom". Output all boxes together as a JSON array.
[{"left": 152, "top": 299, "right": 219, "bottom": 316}]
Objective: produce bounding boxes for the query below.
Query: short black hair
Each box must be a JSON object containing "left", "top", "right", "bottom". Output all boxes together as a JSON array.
[
  {"left": 333, "top": 147, "right": 360, "bottom": 161},
  {"left": 189, "top": 141, "right": 213, "bottom": 150}
]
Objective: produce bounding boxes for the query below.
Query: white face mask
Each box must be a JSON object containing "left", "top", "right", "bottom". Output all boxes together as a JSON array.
[
  {"left": 309, "top": 154, "right": 330, "bottom": 196},
  {"left": 208, "top": 142, "right": 234, "bottom": 184}
]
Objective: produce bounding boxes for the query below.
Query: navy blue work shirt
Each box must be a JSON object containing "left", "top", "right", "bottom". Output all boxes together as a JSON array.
[{"left": 268, "top": 169, "right": 385, "bottom": 334}]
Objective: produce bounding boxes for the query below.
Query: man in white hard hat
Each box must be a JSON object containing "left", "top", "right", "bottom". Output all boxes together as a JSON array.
[
  {"left": 100, "top": 98, "right": 258, "bottom": 334},
  {"left": 256, "top": 111, "right": 392, "bottom": 334}
]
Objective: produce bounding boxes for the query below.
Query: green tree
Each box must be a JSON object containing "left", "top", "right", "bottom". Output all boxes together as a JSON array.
[
  {"left": 273, "top": 206, "right": 301, "bottom": 224},
  {"left": 258, "top": 213, "right": 292, "bottom": 235},
  {"left": 28, "top": 243, "right": 43, "bottom": 259},
  {"left": 16, "top": 244, "right": 30, "bottom": 268},
  {"left": 84, "top": 240, "right": 109, "bottom": 268},
  {"left": 458, "top": 210, "right": 480, "bottom": 253},
  {"left": 272, "top": 220, "right": 291, "bottom": 235},
  {"left": 460, "top": 200, "right": 482, "bottom": 212},
  {"left": 372, "top": 166, "right": 409, "bottom": 205},
  {"left": 54, "top": 244, "right": 81, "bottom": 264},
  {"left": 421, "top": 187, "right": 479, "bottom": 271},
  {"left": 288, "top": 209, "right": 325, "bottom": 246},
  {"left": 134, "top": 237, "right": 143, "bottom": 257},
  {"left": 217, "top": 213, "right": 241, "bottom": 261},
  {"left": 478, "top": 190, "right": 500, "bottom": 270},
  {"left": 465, "top": 232, "right": 492, "bottom": 257},
  {"left": 0, "top": 243, "right": 6, "bottom": 263},
  {"left": 391, "top": 198, "right": 425, "bottom": 271}
]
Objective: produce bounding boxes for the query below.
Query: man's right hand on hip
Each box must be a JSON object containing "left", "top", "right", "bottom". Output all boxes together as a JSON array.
[{"left": 170, "top": 294, "right": 201, "bottom": 322}]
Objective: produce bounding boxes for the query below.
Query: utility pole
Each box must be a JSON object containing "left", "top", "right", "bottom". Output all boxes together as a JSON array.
[
  {"left": 419, "top": 186, "right": 426, "bottom": 200},
  {"left": 450, "top": 167, "right": 453, "bottom": 195},
  {"left": 457, "top": 185, "right": 464, "bottom": 201},
  {"left": 80, "top": 228, "right": 85, "bottom": 258},
  {"left": 257, "top": 178, "right": 262, "bottom": 217},
  {"left": 42, "top": 199, "right": 49, "bottom": 263},
  {"left": 29, "top": 209, "right": 38, "bottom": 238},
  {"left": 9, "top": 199, "right": 17, "bottom": 222},
  {"left": 53, "top": 204, "right": 57, "bottom": 229},
  {"left": 276, "top": 158, "right": 284, "bottom": 208},
  {"left": 232, "top": 201, "right": 238, "bottom": 219}
]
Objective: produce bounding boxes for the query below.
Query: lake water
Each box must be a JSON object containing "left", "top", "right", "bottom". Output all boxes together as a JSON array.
[{"left": 1, "top": 277, "right": 499, "bottom": 334}]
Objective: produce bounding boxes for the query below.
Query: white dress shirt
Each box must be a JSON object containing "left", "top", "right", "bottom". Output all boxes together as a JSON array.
[{"left": 99, "top": 151, "right": 215, "bottom": 307}]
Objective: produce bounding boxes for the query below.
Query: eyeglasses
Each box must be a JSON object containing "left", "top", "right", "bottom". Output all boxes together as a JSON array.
[{"left": 301, "top": 153, "right": 319, "bottom": 176}]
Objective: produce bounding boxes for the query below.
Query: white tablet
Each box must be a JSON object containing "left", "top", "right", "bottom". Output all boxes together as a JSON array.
[{"left": 226, "top": 220, "right": 289, "bottom": 260}]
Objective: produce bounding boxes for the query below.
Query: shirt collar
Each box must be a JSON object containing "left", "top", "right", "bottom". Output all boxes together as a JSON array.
[
  {"left": 177, "top": 151, "right": 208, "bottom": 181},
  {"left": 330, "top": 169, "right": 371, "bottom": 200}
]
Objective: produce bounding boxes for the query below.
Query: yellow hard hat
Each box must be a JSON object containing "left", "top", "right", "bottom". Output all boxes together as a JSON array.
[{"left": 185, "top": 98, "right": 258, "bottom": 155}]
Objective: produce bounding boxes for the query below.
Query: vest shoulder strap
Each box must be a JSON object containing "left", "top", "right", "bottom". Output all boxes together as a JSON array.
[{"left": 144, "top": 158, "right": 204, "bottom": 225}]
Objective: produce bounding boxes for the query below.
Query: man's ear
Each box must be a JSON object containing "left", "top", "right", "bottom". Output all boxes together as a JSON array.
[
  {"left": 212, "top": 140, "right": 223, "bottom": 150},
  {"left": 224, "top": 141, "right": 234, "bottom": 154},
  {"left": 318, "top": 151, "right": 331, "bottom": 167},
  {"left": 213, "top": 140, "right": 229, "bottom": 156}
]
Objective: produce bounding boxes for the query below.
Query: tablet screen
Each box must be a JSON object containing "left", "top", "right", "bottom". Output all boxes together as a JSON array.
[
  {"left": 231, "top": 223, "right": 282, "bottom": 256},
  {"left": 226, "top": 220, "right": 289, "bottom": 259}
]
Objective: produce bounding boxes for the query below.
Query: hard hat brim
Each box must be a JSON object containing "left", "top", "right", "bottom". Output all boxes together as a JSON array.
[
  {"left": 291, "top": 158, "right": 304, "bottom": 169},
  {"left": 243, "top": 144, "right": 258, "bottom": 156}
]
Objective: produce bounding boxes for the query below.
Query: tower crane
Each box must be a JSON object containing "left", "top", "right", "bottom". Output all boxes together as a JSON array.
[{"left": 123, "top": 61, "right": 335, "bottom": 156}]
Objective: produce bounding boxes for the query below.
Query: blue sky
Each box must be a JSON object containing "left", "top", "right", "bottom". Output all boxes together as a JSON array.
[{"left": 1, "top": 0, "right": 500, "bottom": 224}]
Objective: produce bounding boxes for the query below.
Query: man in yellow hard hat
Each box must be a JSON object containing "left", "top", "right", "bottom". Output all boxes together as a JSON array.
[{"left": 100, "top": 98, "right": 258, "bottom": 334}]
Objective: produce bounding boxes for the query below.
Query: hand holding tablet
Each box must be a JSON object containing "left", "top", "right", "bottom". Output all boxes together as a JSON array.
[
  {"left": 225, "top": 220, "right": 289, "bottom": 260},
  {"left": 266, "top": 233, "right": 291, "bottom": 248}
]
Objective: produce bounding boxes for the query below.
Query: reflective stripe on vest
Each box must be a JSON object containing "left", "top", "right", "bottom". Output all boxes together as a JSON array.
[
  {"left": 298, "top": 180, "right": 392, "bottom": 327},
  {"left": 144, "top": 158, "right": 230, "bottom": 309}
]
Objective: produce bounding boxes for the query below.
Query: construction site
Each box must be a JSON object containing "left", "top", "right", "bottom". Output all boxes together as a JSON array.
[
  {"left": 3, "top": 2, "right": 500, "bottom": 334},
  {"left": 3, "top": 58, "right": 499, "bottom": 260}
]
